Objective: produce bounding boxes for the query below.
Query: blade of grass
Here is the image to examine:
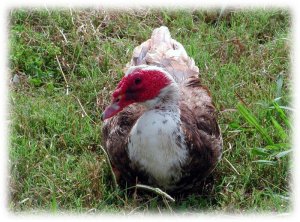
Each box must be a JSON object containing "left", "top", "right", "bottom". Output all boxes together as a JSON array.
[
  {"left": 275, "top": 73, "right": 283, "bottom": 100},
  {"left": 134, "top": 184, "right": 175, "bottom": 202},
  {"left": 252, "top": 160, "right": 276, "bottom": 165},
  {"left": 274, "top": 149, "right": 292, "bottom": 159},
  {"left": 251, "top": 147, "right": 270, "bottom": 157},
  {"left": 237, "top": 103, "right": 274, "bottom": 145},
  {"left": 270, "top": 116, "right": 287, "bottom": 141},
  {"left": 265, "top": 143, "right": 291, "bottom": 150},
  {"left": 272, "top": 102, "right": 291, "bottom": 128},
  {"left": 269, "top": 105, "right": 295, "bottom": 112},
  {"left": 223, "top": 157, "right": 240, "bottom": 175},
  {"left": 99, "top": 145, "right": 118, "bottom": 190},
  {"left": 51, "top": 195, "right": 58, "bottom": 212}
]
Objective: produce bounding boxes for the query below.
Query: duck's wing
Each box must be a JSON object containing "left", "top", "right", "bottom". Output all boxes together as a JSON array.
[{"left": 174, "top": 77, "right": 222, "bottom": 191}]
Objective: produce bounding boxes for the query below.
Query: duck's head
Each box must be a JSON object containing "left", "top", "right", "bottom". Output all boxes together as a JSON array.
[{"left": 101, "top": 65, "right": 176, "bottom": 120}]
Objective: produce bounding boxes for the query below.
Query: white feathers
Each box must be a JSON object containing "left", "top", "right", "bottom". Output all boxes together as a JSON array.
[
  {"left": 127, "top": 107, "right": 187, "bottom": 189},
  {"left": 124, "top": 26, "right": 199, "bottom": 82}
]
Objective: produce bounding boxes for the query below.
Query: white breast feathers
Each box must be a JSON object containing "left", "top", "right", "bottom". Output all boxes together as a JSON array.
[{"left": 127, "top": 109, "right": 188, "bottom": 189}]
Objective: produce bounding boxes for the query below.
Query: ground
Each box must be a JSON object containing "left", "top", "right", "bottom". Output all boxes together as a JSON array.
[{"left": 9, "top": 8, "right": 292, "bottom": 213}]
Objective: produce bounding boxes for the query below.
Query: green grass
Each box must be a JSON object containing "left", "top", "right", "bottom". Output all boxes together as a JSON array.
[{"left": 9, "top": 8, "right": 292, "bottom": 213}]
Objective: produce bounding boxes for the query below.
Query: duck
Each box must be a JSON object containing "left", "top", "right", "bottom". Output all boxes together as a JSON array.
[{"left": 101, "top": 26, "right": 222, "bottom": 192}]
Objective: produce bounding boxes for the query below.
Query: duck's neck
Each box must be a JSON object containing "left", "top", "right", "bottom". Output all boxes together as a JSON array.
[{"left": 141, "top": 83, "right": 180, "bottom": 113}]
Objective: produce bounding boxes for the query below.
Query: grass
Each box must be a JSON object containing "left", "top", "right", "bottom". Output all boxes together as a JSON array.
[{"left": 8, "top": 8, "right": 292, "bottom": 213}]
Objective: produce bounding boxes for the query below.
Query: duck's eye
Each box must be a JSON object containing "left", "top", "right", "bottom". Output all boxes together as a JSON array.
[{"left": 135, "top": 77, "right": 142, "bottom": 85}]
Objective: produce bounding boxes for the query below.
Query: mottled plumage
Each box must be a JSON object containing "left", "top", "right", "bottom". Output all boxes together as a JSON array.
[{"left": 101, "top": 26, "right": 222, "bottom": 192}]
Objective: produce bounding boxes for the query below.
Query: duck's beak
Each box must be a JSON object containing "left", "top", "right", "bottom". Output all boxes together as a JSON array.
[{"left": 101, "top": 101, "right": 121, "bottom": 121}]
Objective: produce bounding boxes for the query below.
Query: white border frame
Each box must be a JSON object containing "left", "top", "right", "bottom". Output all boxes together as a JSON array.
[{"left": 1, "top": 1, "right": 299, "bottom": 221}]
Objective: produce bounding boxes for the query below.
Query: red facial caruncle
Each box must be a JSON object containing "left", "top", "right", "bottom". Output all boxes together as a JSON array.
[{"left": 101, "top": 68, "right": 171, "bottom": 120}]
